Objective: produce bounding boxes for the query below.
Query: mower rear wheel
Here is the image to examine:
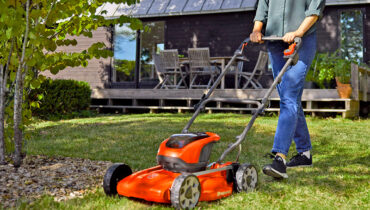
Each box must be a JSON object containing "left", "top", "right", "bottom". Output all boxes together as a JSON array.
[
  {"left": 170, "top": 174, "right": 201, "bottom": 209},
  {"left": 103, "top": 163, "right": 132, "bottom": 196},
  {"left": 235, "top": 163, "right": 258, "bottom": 192}
]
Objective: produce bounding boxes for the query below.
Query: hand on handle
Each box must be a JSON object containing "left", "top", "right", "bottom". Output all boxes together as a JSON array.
[{"left": 250, "top": 31, "right": 264, "bottom": 43}]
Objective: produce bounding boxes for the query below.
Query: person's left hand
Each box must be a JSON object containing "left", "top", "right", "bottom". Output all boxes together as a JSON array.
[{"left": 283, "top": 31, "right": 303, "bottom": 43}]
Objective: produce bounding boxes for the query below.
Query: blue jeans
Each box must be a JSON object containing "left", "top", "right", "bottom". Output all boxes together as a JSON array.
[{"left": 267, "top": 32, "right": 317, "bottom": 156}]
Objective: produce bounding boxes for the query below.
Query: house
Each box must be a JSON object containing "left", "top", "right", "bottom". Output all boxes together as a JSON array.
[
  {"left": 44, "top": 0, "right": 370, "bottom": 89},
  {"left": 43, "top": 0, "right": 370, "bottom": 117}
]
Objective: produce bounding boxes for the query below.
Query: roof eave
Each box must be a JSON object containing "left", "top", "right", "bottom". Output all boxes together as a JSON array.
[{"left": 109, "top": 7, "right": 256, "bottom": 19}]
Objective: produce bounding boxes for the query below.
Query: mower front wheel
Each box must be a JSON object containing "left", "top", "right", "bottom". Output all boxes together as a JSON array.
[
  {"left": 170, "top": 174, "right": 201, "bottom": 209},
  {"left": 103, "top": 163, "right": 132, "bottom": 196},
  {"left": 235, "top": 163, "right": 258, "bottom": 192}
]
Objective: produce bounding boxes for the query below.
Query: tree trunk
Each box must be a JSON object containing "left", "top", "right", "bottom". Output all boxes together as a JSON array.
[
  {"left": 0, "top": 64, "right": 5, "bottom": 165},
  {"left": 0, "top": 39, "right": 15, "bottom": 165},
  {"left": 13, "top": 0, "right": 30, "bottom": 168}
]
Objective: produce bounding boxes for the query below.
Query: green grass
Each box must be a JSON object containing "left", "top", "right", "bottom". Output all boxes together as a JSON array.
[{"left": 19, "top": 113, "right": 370, "bottom": 209}]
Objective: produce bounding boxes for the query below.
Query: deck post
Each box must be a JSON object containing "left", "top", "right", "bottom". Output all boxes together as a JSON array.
[{"left": 351, "top": 63, "right": 359, "bottom": 100}]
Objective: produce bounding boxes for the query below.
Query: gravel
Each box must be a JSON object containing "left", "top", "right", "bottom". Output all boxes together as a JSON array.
[{"left": 0, "top": 155, "right": 112, "bottom": 208}]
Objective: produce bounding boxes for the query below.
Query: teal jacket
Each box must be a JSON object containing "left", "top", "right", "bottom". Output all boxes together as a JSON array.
[{"left": 254, "top": 0, "right": 326, "bottom": 37}]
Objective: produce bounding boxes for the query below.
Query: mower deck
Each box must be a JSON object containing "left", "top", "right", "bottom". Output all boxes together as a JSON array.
[{"left": 117, "top": 163, "right": 234, "bottom": 203}]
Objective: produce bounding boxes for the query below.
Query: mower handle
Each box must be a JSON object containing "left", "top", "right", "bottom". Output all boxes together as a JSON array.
[
  {"left": 240, "top": 36, "right": 302, "bottom": 54},
  {"left": 182, "top": 98, "right": 262, "bottom": 133},
  {"left": 242, "top": 36, "right": 302, "bottom": 44},
  {"left": 182, "top": 35, "right": 303, "bottom": 163}
]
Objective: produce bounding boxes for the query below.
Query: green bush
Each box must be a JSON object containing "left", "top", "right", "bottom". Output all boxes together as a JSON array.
[
  {"left": 306, "top": 51, "right": 351, "bottom": 88},
  {"left": 30, "top": 79, "right": 92, "bottom": 119}
]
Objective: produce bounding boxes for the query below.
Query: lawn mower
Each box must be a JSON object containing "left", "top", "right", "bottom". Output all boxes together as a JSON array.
[{"left": 103, "top": 36, "right": 302, "bottom": 209}]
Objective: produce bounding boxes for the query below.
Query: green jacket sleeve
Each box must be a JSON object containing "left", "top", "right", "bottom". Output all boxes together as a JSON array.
[
  {"left": 254, "top": 0, "right": 269, "bottom": 24},
  {"left": 305, "top": 0, "right": 326, "bottom": 18}
]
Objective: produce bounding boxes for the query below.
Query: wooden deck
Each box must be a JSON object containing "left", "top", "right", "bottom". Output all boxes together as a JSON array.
[{"left": 90, "top": 89, "right": 365, "bottom": 118}]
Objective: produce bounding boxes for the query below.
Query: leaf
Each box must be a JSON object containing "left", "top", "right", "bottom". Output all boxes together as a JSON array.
[
  {"left": 30, "top": 79, "right": 41, "bottom": 89},
  {"left": 29, "top": 31, "right": 36, "bottom": 40},
  {"left": 6, "top": 28, "right": 12, "bottom": 39},
  {"left": 10, "top": 71, "right": 16, "bottom": 82},
  {"left": 37, "top": 94, "right": 44, "bottom": 100},
  {"left": 81, "top": 60, "right": 88, "bottom": 67}
]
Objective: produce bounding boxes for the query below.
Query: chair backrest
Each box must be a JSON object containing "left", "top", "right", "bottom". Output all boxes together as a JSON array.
[
  {"left": 188, "top": 48, "right": 211, "bottom": 69},
  {"left": 253, "top": 51, "right": 269, "bottom": 73},
  {"left": 160, "top": 49, "right": 180, "bottom": 70},
  {"left": 153, "top": 54, "right": 164, "bottom": 74}
]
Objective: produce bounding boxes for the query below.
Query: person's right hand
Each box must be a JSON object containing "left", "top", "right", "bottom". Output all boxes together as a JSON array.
[{"left": 250, "top": 31, "right": 264, "bottom": 43}]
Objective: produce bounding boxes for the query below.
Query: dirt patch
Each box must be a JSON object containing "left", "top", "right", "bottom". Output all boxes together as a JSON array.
[{"left": 0, "top": 155, "right": 112, "bottom": 208}]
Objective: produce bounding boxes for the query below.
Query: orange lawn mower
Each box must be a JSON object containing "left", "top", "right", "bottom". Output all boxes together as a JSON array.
[{"left": 103, "top": 36, "right": 302, "bottom": 209}]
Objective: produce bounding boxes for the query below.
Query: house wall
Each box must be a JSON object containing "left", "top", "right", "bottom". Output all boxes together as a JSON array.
[
  {"left": 44, "top": 4, "right": 369, "bottom": 89},
  {"left": 317, "top": 5, "right": 370, "bottom": 65},
  {"left": 164, "top": 4, "right": 370, "bottom": 65},
  {"left": 164, "top": 12, "right": 266, "bottom": 68},
  {"left": 42, "top": 27, "right": 112, "bottom": 89}
]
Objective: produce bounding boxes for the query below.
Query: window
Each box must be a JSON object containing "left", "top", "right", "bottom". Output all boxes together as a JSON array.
[
  {"left": 112, "top": 21, "right": 165, "bottom": 84},
  {"left": 112, "top": 24, "right": 137, "bottom": 82},
  {"left": 340, "top": 10, "right": 363, "bottom": 63},
  {"left": 140, "top": 21, "right": 165, "bottom": 81}
]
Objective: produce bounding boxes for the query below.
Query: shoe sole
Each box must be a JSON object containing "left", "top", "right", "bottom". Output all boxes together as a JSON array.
[
  {"left": 287, "top": 164, "right": 313, "bottom": 168},
  {"left": 263, "top": 166, "right": 288, "bottom": 179}
]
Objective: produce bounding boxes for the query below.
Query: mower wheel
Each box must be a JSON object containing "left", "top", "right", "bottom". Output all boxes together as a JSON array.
[
  {"left": 235, "top": 163, "right": 258, "bottom": 193},
  {"left": 103, "top": 163, "right": 132, "bottom": 196},
  {"left": 170, "top": 174, "right": 201, "bottom": 209}
]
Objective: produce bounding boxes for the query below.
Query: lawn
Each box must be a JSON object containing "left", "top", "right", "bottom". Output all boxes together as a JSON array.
[{"left": 18, "top": 113, "right": 370, "bottom": 209}]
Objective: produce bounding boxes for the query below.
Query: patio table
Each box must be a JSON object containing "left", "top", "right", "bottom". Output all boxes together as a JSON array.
[{"left": 180, "top": 56, "right": 249, "bottom": 89}]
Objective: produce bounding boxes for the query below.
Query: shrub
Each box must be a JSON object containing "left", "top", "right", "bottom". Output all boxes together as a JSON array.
[
  {"left": 306, "top": 51, "right": 351, "bottom": 88},
  {"left": 30, "top": 79, "right": 91, "bottom": 119}
]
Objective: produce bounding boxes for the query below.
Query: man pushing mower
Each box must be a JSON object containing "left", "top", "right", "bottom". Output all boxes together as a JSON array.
[{"left": 250, "top": 0, "right": 326, "bottom": 179}]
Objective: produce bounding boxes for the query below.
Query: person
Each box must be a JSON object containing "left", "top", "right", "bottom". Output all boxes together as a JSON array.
[{"left": 250, "top": 0, "right": 326, "bottom": 179}]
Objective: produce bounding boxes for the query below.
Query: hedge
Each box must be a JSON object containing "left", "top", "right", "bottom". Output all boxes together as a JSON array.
[{"left": 31, "top": 79, "right": 91, "bottom": 118}]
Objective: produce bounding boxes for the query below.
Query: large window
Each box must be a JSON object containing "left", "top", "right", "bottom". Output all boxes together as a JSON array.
[
  {"left": 340, "top": 10, "right": 363, "bottom": 63},
  {"left": 140, "top": 21, "right": 165, "bottom": 81},
  {"left": 112, "top": 21, "right": 165, "bottom": 84},
  {"left": 113, "top": 24, "right": 137, "bottom": 82}
]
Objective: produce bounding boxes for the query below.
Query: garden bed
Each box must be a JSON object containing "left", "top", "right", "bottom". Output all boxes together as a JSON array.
[{"left": 0, "top": 155, "right": 111, "bottom": 208}]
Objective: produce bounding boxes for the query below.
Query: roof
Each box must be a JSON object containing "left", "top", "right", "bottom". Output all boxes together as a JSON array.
[{"left": 97, "top": 0, "right": 370, "bottom": 19}]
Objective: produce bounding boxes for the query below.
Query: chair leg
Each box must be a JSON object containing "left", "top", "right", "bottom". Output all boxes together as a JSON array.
[
  {"left": 161, "top": 76, "right": 171, "bottom": 89},
  {"left": 206, "top": 74, "right": 215, "bottom": 89},
  {"left": 190, "top": 74, "right": 198, "bottom": 89},
  {"left": 178, "top": 72, "right": 188, "bottom": 89},
  {"left": 154, "top": 82, "right": 162, "bottom": 89}
]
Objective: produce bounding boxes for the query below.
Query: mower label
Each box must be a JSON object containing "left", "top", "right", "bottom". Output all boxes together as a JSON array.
[{"left": 217, "top": 190, "right": 232, "bottom": 197}]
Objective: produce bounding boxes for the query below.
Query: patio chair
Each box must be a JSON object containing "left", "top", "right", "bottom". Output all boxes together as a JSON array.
[
  {"left": 153, "top": 54, "right": 167, "bottom": 89},
  {"left": 156, "top": 50, "right": 187, "bottom": 89},
  {"left": 188, "top": 48, "right": 221, "bottom": 89},
  {"left": 238, "top": 51, "right": 269, "bottom": 89}
]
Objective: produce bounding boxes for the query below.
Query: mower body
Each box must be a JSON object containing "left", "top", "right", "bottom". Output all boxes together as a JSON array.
[{"left": 116, "top": 132, "right": 234, "bottom": 203}]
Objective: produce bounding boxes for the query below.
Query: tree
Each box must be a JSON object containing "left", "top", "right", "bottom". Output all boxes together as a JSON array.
[{"left": 0, "top": 0, "right": 142, "bottom": 167}]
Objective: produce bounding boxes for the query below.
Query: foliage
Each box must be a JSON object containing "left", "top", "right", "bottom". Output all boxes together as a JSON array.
[
  {"left": 307, "top": 51, "right": 352, "bottom": 87},
  {"left": 0, "top": 0, "right": 143, "bottom": 165},
  {"left": 23, "top": 113, "right": 370, "bottom": 209},
  {"left": 113, "top": 59, "right": 136, "bottom": 81},
  {"left": 29, "top": 79, "right": 91, "bottom": 119}
]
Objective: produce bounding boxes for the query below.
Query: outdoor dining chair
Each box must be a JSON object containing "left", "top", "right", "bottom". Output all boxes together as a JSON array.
[
  {"left": 238, "top": 51, "right": 269, "bottom": 89},
  {"left": 155, "top": 50, "right": 187, "bottom": 89},
  {"left": 153, "top": 54, "right": 167, "bottom": 89},
  {"left": 188, "top": 48, "right": 221, "bottom": 89}
]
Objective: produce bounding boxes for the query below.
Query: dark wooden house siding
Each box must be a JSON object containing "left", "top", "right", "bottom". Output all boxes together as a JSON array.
[
  {"left": 317, "top": 5, "right": 370, "bottom": 65},
  {"left": 44, "top": 4, "right": 369, "bottom": 89},
  {"left": 42, "top": 27, "right": 112, "bottom": 88},
  {"left": 164, "top": 12, "right": 265, "bottom": 68},
  {"left": 164, "top": 5, "right": 370, "bottom": 65}
]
